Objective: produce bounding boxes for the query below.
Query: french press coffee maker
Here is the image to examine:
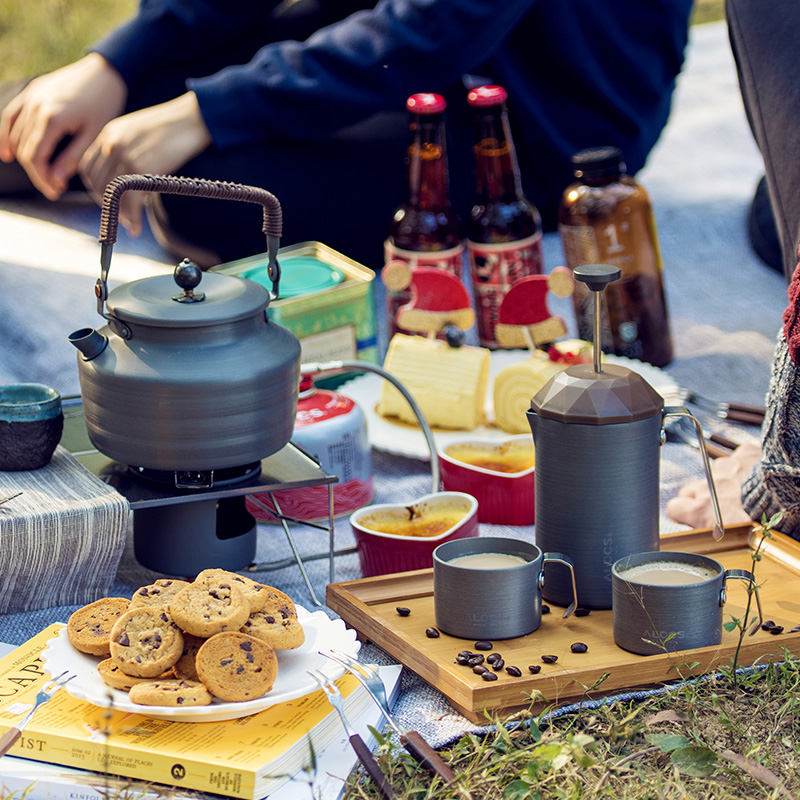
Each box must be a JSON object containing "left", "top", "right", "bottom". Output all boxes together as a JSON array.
[{"left": 527, "top": 265, "right": 723, "bottom": 609}]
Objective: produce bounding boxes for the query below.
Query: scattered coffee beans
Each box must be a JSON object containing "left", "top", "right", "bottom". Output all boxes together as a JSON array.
[
  {"left": 456, "top": 653, "right": 471, "bottom": 665},
  {"left": 396, "top": 607, "right": 411, "bottom": 617},
  {"left": 481, "top": 671, "right": 498, "bottom": 681},
  {"left": 574, "top": 608, "right": 590, "bottom": 617},
  {"left": 791, "top": 625, "right": 800, "bottom": 633},
  {"left": 506, "top": 665, "right": 522, "bottom": 677},
  {"left": 486, "top": 652, "right": 501, "bottom": 664},
  {"left": 473, "top": 664, "right": 488, "bottom": 675},
  {"left": 474, "top": 641, "right": 493, "bottom": 651},
  {"left": 425, "top": 627, "right": 440, "bottom": 638},
  {"left": 570, "top": 642, "right": 588, "bottom": 653},
  {"left": 528, "top": 665, "right": 541, "bottom": 674},
  {"left": 761, "top": 620, "right": 775, "bottom": 631},
  {"left": 491, "top": 659, "right": 505, "bottom": 671},
  {"left": 770, "top": 626, "right": 784, "bottom": 635},
  {"left": 541, "top": 605, "right": 551, "bottom": 615},
  {"left": 541, "top": 654, "right": 558, "bottom": 664},
  {"left": 467, "top": 654, "right": 485, "bottom": 667}
]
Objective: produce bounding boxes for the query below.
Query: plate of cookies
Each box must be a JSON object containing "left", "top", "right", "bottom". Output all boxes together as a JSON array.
[{"left": 42, "top": 571, "right": 360, "bottom": 722}]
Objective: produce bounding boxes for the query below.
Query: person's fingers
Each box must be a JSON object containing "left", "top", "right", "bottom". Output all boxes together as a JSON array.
[
  {"left": 15, "top": 114, "right": 72, "bottom": 199},
  {"left": 0, "top": 96, "right": 23, "bottom": 162},
  {"left": 49, "top": 129, "right": 96, "bottom": 190},
  {"left": 119, "top": 192, "right": 144, "bottom": 238}
]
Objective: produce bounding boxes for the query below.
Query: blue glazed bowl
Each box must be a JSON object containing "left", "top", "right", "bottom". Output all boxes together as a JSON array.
[{"left": 0, "top": 384, "right": 63, "bottom": 471}]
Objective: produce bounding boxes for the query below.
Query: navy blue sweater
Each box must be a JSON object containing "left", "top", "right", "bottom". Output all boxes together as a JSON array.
[{"left": 93, "top": 0, "right": 692, "bottom": 225}]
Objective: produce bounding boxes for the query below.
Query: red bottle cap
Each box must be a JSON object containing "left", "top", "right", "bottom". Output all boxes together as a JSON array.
[
  {"left": 467, "top": 85, "right": 508, "bottom": 107},
  {"left": 406, "top": 93, "right": 447, "bottom": 114}
]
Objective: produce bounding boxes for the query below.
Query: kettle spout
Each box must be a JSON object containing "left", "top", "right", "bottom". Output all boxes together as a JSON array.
[{"left": 69, "top": 328, "right": 108, "bottom": 361}]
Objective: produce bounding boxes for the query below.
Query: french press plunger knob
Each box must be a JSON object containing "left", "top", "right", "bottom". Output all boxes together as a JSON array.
[{"left": 572, "top": 264, "right": 621, "bottom": 374}]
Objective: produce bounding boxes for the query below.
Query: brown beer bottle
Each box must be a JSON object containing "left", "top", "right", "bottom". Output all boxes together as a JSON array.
[
  {"left": 385, "top": 93, "right": 463, "bottom": 337},
  {"left": 466, "top": 85, "right": 544, "bottom": 349},
  {"left": 558, "top": 146, "right": 673, "bottom": 367}
]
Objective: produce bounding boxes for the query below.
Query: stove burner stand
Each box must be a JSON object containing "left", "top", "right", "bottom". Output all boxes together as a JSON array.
[{"left": 129, "top": 462, "right": 262, "bottom": 577}]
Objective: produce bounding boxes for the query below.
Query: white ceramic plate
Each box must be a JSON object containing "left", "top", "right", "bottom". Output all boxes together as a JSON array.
[
  {"left": 41, "top": 606, "right": 359, "bottom": 722},
  {"left": 341, "top": 350, "right": 679, "bottom": 461}
]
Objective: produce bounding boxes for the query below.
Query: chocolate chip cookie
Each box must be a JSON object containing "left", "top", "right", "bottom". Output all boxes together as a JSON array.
[
  {"left": 109, "top": 607, "right": 184, "bottom": 678},
  {"left": 130, "top": 579, "right": 190, "bottom": 611},
  {"left": 171, "top": 575, "right": 250, "bottom": 637},
  {"left": 196, "top": 569, "right": 269, "bottom": 614},
  {"left": 195, "top": 632, "right": 277, "bottom": 702},
  {"left": 129, "top": 679, "right": 213, "bottom": 707},
  {"left": 67, "top": 597, "right": 131, "bottom": 657}
]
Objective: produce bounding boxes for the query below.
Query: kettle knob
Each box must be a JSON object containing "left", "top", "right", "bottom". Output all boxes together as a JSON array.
[{"left": 173, "top": 259, "right": 206, "bottom": 303}]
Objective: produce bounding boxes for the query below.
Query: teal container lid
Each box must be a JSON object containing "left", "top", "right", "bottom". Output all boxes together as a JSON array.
[{"left": 243, "top": 256, "right": 344, "bottom": 298}]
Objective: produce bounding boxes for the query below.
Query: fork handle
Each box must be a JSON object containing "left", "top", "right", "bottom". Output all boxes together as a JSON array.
[
  {"left": 349, "top": 734, "right": 397, "bottom": 799},
  {"left": 724, "top": 408, "right": 765, "bottom": 426},
  {"left": 0, "top": 727, "right": 22, "bottom": 758},
  {"left": 401, "top": 730, "right": 457, "bottom": 784},
  {"left": 727, "top": 401, "right": 767, "bottom": 416}
]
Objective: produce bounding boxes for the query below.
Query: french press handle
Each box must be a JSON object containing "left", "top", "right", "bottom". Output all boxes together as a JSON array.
[
  {"left": 663, "top": 406, "right": 725, "bottom": 541},
  {"left": 94, "top": 174, "right": 283, "bottom": 319}
]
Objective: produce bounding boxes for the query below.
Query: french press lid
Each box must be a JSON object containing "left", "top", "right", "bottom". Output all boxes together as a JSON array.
[{"left": 530, "top": 265, "right": 663, "bottom": 425}]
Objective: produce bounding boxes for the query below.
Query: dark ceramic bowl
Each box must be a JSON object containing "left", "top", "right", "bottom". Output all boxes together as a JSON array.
[{"left": 0, "top": 384, "right": 63, "bottom": 471}]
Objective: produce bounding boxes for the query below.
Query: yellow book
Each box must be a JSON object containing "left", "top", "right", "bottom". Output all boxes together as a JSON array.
[{"left": 0, "top": 625, "right": 370, "bottom": 799}]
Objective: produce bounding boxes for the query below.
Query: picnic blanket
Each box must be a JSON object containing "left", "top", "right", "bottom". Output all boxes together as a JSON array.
[{"left": 0, "top": 20, "right": 790, "bottom": 748}]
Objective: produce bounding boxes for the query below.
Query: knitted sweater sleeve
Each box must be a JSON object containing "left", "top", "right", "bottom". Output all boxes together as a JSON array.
[{"left": 741, "top": 263, "right": 800, "bottom": 538}]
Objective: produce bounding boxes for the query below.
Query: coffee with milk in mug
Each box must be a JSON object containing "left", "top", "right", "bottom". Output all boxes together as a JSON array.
[{"left": 620, "top": 560, "right": 717, "bottom": 586}]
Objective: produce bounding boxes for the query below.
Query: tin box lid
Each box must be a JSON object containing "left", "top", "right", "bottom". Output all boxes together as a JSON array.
[
  {"left": 530, "top": 363, "right": 663, "bottom": 424},
  {"left": 107, "top": 270, "right": 269, "bottom": 328},
  {"left": 243, "top": 257, "right": 344, "bottom": 298}
]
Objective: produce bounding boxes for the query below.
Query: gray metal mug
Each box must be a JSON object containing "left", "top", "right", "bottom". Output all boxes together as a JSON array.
[
  {"left": 612, "top": 551, "right": 762, "bottom": 655},
  {"left": 433, "top": 537, "right": 577, "bottom": 640}
]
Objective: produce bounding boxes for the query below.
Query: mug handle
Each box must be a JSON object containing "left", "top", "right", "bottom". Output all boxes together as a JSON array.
[
  {"left": 542, "top": 552, "right": 578, "bottom": 618},
  {"left": 722, "top": 568, "right": 763, "bottom": 635}
]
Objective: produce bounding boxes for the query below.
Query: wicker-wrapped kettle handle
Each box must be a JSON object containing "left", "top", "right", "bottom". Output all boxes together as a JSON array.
[{"left": 95, "top": 174, "right": 283, "bottom": 319}]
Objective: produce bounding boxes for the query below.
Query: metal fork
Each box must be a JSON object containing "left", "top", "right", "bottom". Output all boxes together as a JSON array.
[
  {"left": 321, "top": 650, "right": 459, "bottom": 787},
  {"left": 0, "top": 492, "right": 23, "bottom": 506},
  {"left": 673, "top": 388, "right": 766, "bottom": 426},
  {"left": 308, "top": 669, "right": 396, "bottom": 800},
  {"left": 0, "top": 670, "right": 76, "bottom": 757}
]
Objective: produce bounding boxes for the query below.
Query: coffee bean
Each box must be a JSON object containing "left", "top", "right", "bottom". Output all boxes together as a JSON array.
[
  {"left": 481, "top": 671, "right": 498, "bottom": 681},
  {"left": 570, "top": 642, "right": 589, "bottom": 653},
  {"left": 474, "top": 641, "right": 493, "bottom": 651},
  {"left": 506, "top": 665, "right": 522, "bottom": 677},
  {"left": 761, "top": 620, "right": 775, "bottom": 631},
  {"left": 456, "top": 654, "right": 471, "bottom": 665},
  {"left": 396, "top": 606, "right": 411, "bottom": 617},
  {"left": 528, "top": 665, "right": 541, "bottom": 674},
  {"left": 467, "top": 654, "right": 485, "bottom": 667},
  {"left": 486, "top": 652, "right": 501, "bottom": 664},
  {"left": 770, "top": 626, "right": 784, "bottom": 635},
  {"left": 791, "top": 625, "right": 800, "bottom": 633},
  {"left": 425, "top": 627, "right": 440, "bottom": 638},
  {"left": 473, "top": 664, "right": 488, "bottom": 675},
  {"left": 541, "top": 605, "right": 551, "bottom": 615},
  {"left": 574, "top": 608, "right": 590, "bottom": 617},
  {"left": 458, "top": 650, "right": 474, "bottom": 658},
  {"left": 491, "top": 658, "right": 505, "bottom": 671},
  {"left": 541, "top": 654, "right": 558, "bottom": 664}
]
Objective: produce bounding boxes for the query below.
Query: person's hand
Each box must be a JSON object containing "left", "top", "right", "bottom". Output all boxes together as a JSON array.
[
  {"left": 666, "top": 443, "right": 761, "bottom": 529},
  {"left": 0, "top": 53, "right": 127, "bottom": 200},
  {"left": 79, "top": 92, "right": 212, "bottom": 236}
]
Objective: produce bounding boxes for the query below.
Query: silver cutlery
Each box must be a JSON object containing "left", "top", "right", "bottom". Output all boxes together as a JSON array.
[
  {"left": 0, "top": 670, "right": 76, "bottom": 757},
  {"left": 675, "top": 388, "right": 766, "bottom": 426},
  {"left": 308, "top": 669, "right": 396, "bottom": 800},
  {"left": 0, "top": 492, "right": 23, "bottom": 506},
  {"left": 321, "top": 649, "right": 460, "bottom": 787}
]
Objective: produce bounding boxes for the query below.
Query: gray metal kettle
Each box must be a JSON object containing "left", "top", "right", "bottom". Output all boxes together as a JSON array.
[
  {"left": 68, "top": 174, "right": 301, "bottom": 473},
  {"left": 527, "top": 265, "right": 723, "bottom": 610}
]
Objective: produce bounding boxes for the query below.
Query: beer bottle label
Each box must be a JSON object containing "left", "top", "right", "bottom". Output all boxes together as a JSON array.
[
  {"left": 467, "top": 233, "right": 544, "bottom": 348},
  {"left": 383, "top": 240, "right": 466, "bottom": 337}
]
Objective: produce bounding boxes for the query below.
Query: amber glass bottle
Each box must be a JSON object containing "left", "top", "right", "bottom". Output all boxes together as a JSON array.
[
  {"left": 466, "top": 85, "right": 543, "bottom": 348},
  {"left": 385, "top": 93, "right": 463, "bottom": 337},
  {"left": 558, "top": 146, "right": 673, "bottom": 367}
]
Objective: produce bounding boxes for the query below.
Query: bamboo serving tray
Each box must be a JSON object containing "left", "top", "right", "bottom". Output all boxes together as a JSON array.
[{"left": 327, "top": 523, "right": 800, "bottom": 723}]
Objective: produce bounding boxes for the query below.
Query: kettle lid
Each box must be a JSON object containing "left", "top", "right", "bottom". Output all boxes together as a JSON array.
[
  {"left": 107, "top": 268, "right": 269, "bottom": 328},
  {"left": 531, "top": 363, "right": 663, "bottom": 424}
]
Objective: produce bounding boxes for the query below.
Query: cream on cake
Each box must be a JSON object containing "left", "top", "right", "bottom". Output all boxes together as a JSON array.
[{"left": 378, "top": 334, "right": 490, "bottom": 430}]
